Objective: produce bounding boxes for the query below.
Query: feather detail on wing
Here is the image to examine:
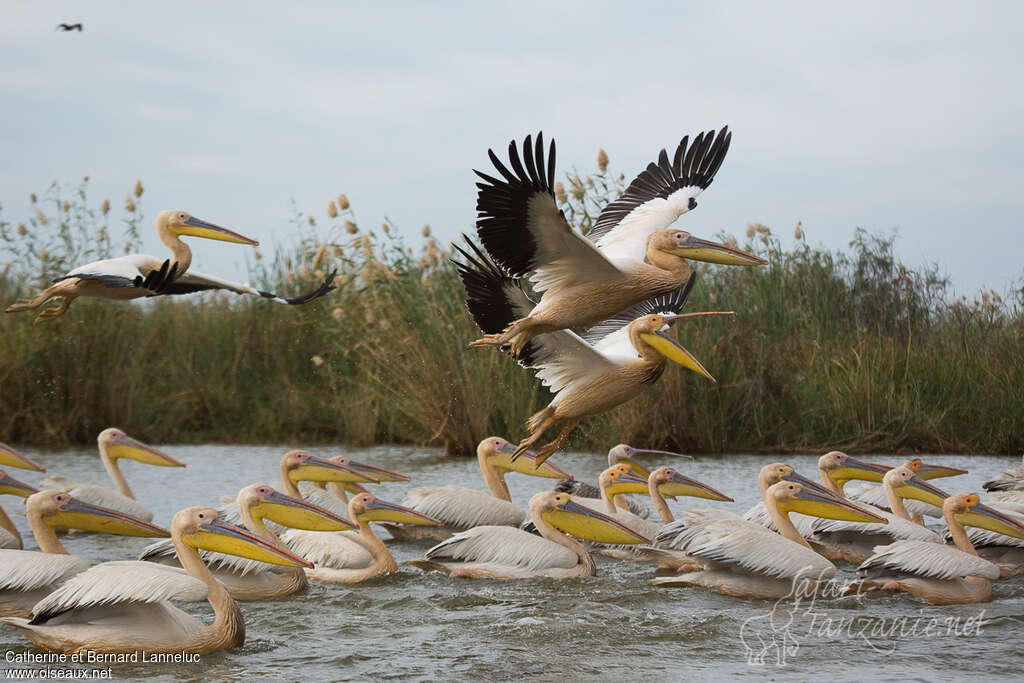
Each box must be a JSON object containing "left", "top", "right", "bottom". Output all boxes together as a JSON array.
[
  {"left": 474, "top": 133, "right": 624, "bottom": 291},
  {"left": 0, "top": 550, "right": 88, "bottom": 592},
  {"left": 588, "top": 127, "right": 731, "bottom": 264},
  {"left": 279, "top": 529, "right": 373, "bottom": 570},
  {"left": 423, "top": 525, "right": 578, "bottom": 571},
  {"left": 811, "top": 507, "right": 940, "bottom": 543},
  {"left": 28, "top": 561, "right": 208, "bottom": 624},
  {"left": 399, "top": 486, "right": 524, "bottom": 528},
  {"left": 846, "top": 484, "right": 942, "bottom": 518},
  {"left": 858, "top": 541, "right": 1000, "bottom": 581},
  {"left": 452, "top": 236, "right": 536, "bottom": 338},
  {"left": 984, "top": 467, "right": 1024, "bottom": 492},
  {"left": 295, "top": 484, "right": 350, "bottom": 519},
  {"left": 141, "top": 261, "right": 337, "bottom": 305},
  {"left": 56, "top": 254, "right": 164, "bottom": 288},
  {"left": 655, "top": 509, "right": 835, "bottom": 580}
]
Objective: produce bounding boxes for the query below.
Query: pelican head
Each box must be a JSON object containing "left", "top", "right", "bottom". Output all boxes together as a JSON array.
[
  {"left": 0, "top": 470, "right": 38, "bottom": 498},
  {"left": 236, "top": 483, "right": 356, "bottom": 531},
  {"left": 631, "top": 314, "right": 717, "bottom": 381},
  {"left": 651, "top": 229, "right": 767, "bottom": 266},
  {"left": 536, "top": 491, "right": 651, "bottom": 544},
  {"left": 349, "top": 493, "right": 441, "bottom": 526},
  {"left": 758, "top": 462, "right": 837, "bottom": 499},
  {"left": 98, "top": 428, "right": 184, "bottom": 468},
  {"left": 326, "top": 455, "right": 410, "bottom": 483},
  {"left": 175, "top": 507, "right": 312, "bottom": 567},
  {"left": 768, "top": 481, "right": 887, "bottom": 524},
  {"left": 282, "top": 450, "right": 381, "bottom": 485},
  {"left": 607, "top": 444, "right": 691, "bottom": 477},
  {"left": 948, "top": 494, "right": 1024, "bottom": 540},
  {"left": 0, "top": 443, "right": 46, "bottom": 472},
  {"left": 600, "top": 463, "right": 649, "bottom": 496},
  {"left": 157, "top": 210, "right": 259, "bottom": 246},
  {"left": 818, "top": 451, "right": 890, "bottom": 486},
  {"left": 649, "top": 466, "right": 733, "bottom": 502},
  {"left": 902, "top": 458, "right": 968, "bottom": 480},
  {"left": 480, "top": 437, "right": 572, "bottom": 479},
  {"left": 883, "top": 465, "right": 950, "bottom": 508},
  {"left": 28, "top": 489, "right": 169, "bottom": 537}
]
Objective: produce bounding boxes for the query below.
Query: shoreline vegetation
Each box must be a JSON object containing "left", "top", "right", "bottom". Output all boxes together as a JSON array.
[{"left": 2, "top": 166, "right": 1022, "bottom": 456}]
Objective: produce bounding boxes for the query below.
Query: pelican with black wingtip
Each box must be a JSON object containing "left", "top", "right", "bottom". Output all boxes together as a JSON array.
[
  {"left": 455, "top": 241, "right": 731, "bottom": 466},
  {"left": 467, "top": 129, "right": 764, "bottom": 355},
  {"left": 5, "top": 209, "right": 335, "bottom": 322}
]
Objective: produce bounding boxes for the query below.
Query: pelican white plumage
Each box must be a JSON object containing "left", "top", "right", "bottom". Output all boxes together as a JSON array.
[
  {"left": 651, "top": 480, "right": 887, "bottom": 599},
  {"left": 138, "top": 483, "right": 357, "bottom": 599},
  {"left": 849, "top": 493, "right": 1024, "bottom": 604},
  {"left": 456, "top": 243, "right": 730, "bottom": 464},
  {"left": 983, "top": 456, "right": 1024, "bottom": 493},
  {"left": 0, "top": 490, "right": 169, "bottom": 618},
  {"left": 0, "top": 471, "right": 38, "bottom": 549},
  {"left": 282, "top": 493, "right": 441, "bottom": 583},
  {"left": 947, "top": 502, "right": 1024, "bottom": 577},
  {"left": 411, "top": 490, "right": 650, "bottom": 579},
  {"left": 467, "top": 129, "right": 764, "bottom": 355},
  {"left": 4, "top": 210, "right": 336, "bottom": 323},
  {"left": 2, "top": 506, "right": 312, "bottom": 655},
  {"left": 39, "top": 428, "right": 184, "bottom": 522},
  {"left": 378, "top": 437, "right": 571, "bottom": 542}
]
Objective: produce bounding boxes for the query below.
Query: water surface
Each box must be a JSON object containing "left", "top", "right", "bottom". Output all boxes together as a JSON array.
[{"left": 2, "top": 447, "right": 1022, "bottom": 681}]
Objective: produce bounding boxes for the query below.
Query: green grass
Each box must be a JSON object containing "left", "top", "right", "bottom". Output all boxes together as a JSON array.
[{"left": 1, "top": 177, "right": 1022, "bottom": 455}]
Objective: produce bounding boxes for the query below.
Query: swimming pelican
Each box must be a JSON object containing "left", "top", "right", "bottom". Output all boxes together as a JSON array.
[
  {"left": 468, "top": 130, "right": 764, "bottom": 355},
  {"left": 0, "top": 471, "right": 38, "bottom": 549},
  {"left": 275, "top": 449, "right": 381, "bottom": 500},
  {"left": 552, "top": 443, "right": 690, "bottom": 518},
  {"left": 844, "top": 456, "right": 966, "bottom": 521},
  {"left": 411, "top": 490, "right": 650, "bottom": 579},
  {"left": 0, "top": 490, "right": 169, "bottom": 618},
  {"left": 849, "top": 493, "right": 1024, "bottom": 604},
  {"left": 282, "top": 493, "right": 441, "bottom": 583},
  {"left": 946, "top": 501, "right": 1024, "bottom": 577},
  {"left": 138, "top": 483, "right": 357, "bottom": 599},
  {"left": 297, "top": 454, "right": 411, "bottom": 518},
  {"left": 0, "top": 443, "right": 47, "bottom": 473},
  {"left": 983, "top": 456, "right": 1024, "bottom": 494},
  {"left": 651, "top": 480, "right": 887, "bottom": 598},
  {"left": 39, "top": 427, "right": 184, "bottom": 522},
  {"left": 378, "top": 437, "right": 571, "bottom": 542},
  {"left": 808, "top": 464, "right": 949, "bottom": 565},
  {"left": 4, "top": 210, "right": 336, "bottom": 323},
  {"left": 2, "top": 506, "right": 312, "bottom": 655},
  {"left": 455, "top": 243, "right": 729, "bottom": 465}
]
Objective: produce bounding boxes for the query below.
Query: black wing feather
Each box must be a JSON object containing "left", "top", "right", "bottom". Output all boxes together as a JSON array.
[
  {"left": 588, "top": 126, "right": 732, "bottom": 243},
  {"left": 581, "top": 272, "right": 697, "bottom": 345}
]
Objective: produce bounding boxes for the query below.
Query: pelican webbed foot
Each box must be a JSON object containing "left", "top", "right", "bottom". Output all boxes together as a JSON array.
[{"left": 33, "top": 297, "right": 75, "bottom": 323}]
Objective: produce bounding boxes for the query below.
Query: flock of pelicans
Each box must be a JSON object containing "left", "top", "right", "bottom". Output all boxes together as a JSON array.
[
  {"left": 1, "top": 436, "right": 1023, "bottom": 658},
  {"left": 2, "top": 127, "right": 1023, "bottom": 660}
]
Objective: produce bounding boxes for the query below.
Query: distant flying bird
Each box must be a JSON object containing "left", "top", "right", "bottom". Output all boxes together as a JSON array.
[{"left": 56, "top": 24, "right": 83, "bottom": 32}]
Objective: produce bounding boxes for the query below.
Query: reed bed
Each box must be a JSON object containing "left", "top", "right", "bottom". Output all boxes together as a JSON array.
[{"left": 1, "top": 171, "right": 1021, "bottom": 455}]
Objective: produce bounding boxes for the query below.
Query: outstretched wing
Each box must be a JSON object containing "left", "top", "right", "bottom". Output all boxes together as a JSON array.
[
  {"left": 142, "top": 261, "right": 337, "bottom": 305},
  {"left": 475, "top": 133, "right": 624, "bottom": 292},
  {"left": 588, "top": 127, "right": 731, "bottom": 263},
  {"left": 583, "top": 274, "right": 696, "bottom": 362},
  {"left": 28, "top": 561, "right": 208, "bottom": 624}
]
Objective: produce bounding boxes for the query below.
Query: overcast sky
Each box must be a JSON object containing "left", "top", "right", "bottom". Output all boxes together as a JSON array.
[{"left": 2, "top": 1, "right": 1021, "bottom": 298}]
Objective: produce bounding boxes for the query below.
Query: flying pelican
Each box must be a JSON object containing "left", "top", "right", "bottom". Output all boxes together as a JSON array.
[
  {"left": 378, "top": 437, "right": 571, "bottom": 542},
  {"left": 138, "top": 484, "right": 357, "bottom": 599},
  {"left": 551, "top": 443, "right": 690, "bottom": 518},
  {"left": 849, "top": 493, "right": 1024, "bottom": 604},
  {"left": 0, "top": 471, "right": 38, "bottom": 549},
  {"left": 410, "top": 490, "right": 650, "bottom": 579},
  {"left": 39, "top": 427, "right": 184, "bottom": 522},
  {"left": 2, "top": 506, "right": 312, "bottom": 655},
  {"left": 56, "top": 23, "right": 83, "bottom": 31},
  {"left": 4, "top": 209, "right": 336, "bottom": 322},
  {"left": 0, "top": 490, "right": 169, "bottom": 618},
  {"left": 282, "top": 493, "right": 441, "bottom": 583},
  {"left": 455, "top": 242, "right": 729, "bottom": 465},
  {"left": 651, "top": 480, "right": 887, "bottom": 599},
  {"left": 467, "top": 130, "right": 764, "bottom": 355}
]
